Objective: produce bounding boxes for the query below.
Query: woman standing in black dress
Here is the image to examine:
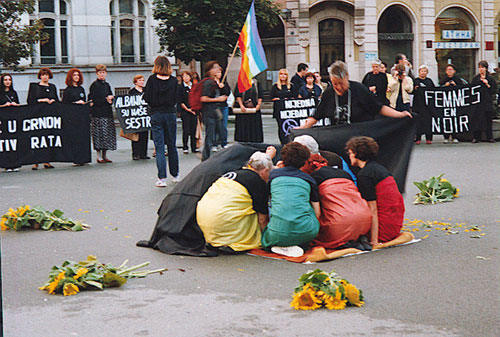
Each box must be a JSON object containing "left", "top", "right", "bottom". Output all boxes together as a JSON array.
[
  {"left": 270, "top": 68, "right": 297, "bottom": 144},
  {"left": 88, "top": 64, "right": 116, "bottom": 163},
  {"left": 27, "top": 67, "right": 58, "bottom": 170},
  {"left": 128, "top": 74, "right": 150, "bottom": 160},
  {"left": 471, "top": 61, "right": 497, "bottom": 143},
  {"left": 0, "top": 73, "right": 21, "bottom": 172},
  {"left": 413, "top": 65, "right": 435, "bottom": 144},
  {"left": 177, "top": 71, "right": 197, "bottom": 154},
  {"left": 62, "top": 68, "right": 86, "bottom": 104},
  {"left": 234, "top": 79, "right": 264, "bottom": 143}
]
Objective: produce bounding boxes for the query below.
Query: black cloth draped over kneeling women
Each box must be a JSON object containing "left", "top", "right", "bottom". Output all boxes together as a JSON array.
[{"left": 137, "top": 115, "right": 416, "bottom": 256}]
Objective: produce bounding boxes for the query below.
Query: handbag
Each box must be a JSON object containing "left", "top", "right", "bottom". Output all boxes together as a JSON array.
[{"left": 119, "top": 129, "right": 139, "bottom": 141}]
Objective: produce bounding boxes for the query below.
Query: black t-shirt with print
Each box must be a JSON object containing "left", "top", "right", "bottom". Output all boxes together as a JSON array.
[
  {"left": 311, "top": 166, "right": 353, "bottom": 186},
  {"left": 356, "top": 161, "right": 391, "bottom": 201},
  {"left": 221, "top": 168, "right": 269, "bottom": 214},
  {"left": 313, "top": 81, "right": 382, "bottom": 124}
]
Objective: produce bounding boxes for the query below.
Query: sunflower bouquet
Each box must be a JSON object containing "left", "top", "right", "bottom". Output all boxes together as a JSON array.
[
  {"left": 413, "top": 174, "right": 459, "bottom": 205},
  {"left": 1, "top": 205, "right": 89, "bottom": 231},
  {"left": 290, "top": 269, "right": 364, "bottom": 310},
  {"left": 39, "top": 255, "right": 167, "bottom": 296}
]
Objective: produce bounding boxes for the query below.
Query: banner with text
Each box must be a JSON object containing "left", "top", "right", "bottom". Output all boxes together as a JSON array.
[
  {"left": 276, "top": 98, "right": 330, "bottom": 142},
  {"left": 0, "top": 103, "right": 91, "bottom": 167},
  {"left": 414, "top": 84, "right": 484, "bottom": 135},
  {"left": 114, "top": 94, "right": 150, "bottom": 134}
]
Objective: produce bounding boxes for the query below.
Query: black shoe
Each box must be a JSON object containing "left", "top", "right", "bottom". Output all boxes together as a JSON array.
[
  {"left": 133, "top": 155, "right": 140, "bottom": 160},
  {"left": 136, "top": 240, "right": 152, "bottom": 248},
  {"left": 358, "top": 235, "right": 372, "bottom": 251},
  {"left": 140, "top": 156, "right": 151, "bottom": 159}
]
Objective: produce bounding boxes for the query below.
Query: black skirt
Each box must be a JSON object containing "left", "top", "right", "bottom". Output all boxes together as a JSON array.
[{"left": 234, "top": 111, "right": 263, "bottom": 143}]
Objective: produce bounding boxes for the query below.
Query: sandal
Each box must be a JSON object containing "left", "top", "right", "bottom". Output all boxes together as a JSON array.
[
  {"left": 43, "top": 163, "right": 54, "bottom": 169},
  {"left": 32, "top": 164, "right": 38, "bottom": 170},
  {"left": 97, "top": 159, "right": 106, "bottom": 164}
]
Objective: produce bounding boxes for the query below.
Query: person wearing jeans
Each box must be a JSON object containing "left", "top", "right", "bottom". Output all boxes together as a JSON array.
[{"left": 144, "top": 56, "right": 179, "bottom": 187}]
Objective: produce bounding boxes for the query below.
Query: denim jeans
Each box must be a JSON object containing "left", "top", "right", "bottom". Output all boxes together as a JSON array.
[
  {"left": 202, "top": 115, "right": 222, "bottom": 161},
  {"left": 151, "top": 112, "right": 179, "bottom": 179},
  {"left": 215, "top": 106, "right": 228, "bottom": 147}
]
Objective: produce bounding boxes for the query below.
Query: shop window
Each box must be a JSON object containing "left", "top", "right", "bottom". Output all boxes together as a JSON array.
[
  {"left": 319, "top": 19, "right": 345, "bottom": 77},
  {"left": 378, "top": 5, "right": 413, "bottom": 67},
  {"left": 435, "top": 7, "right": 477, "bottom": 82},
  {"left": 110, "top": 0, "right": 147, "bottom": 63}
]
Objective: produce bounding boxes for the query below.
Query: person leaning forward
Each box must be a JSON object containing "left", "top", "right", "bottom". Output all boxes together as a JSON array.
[{"left": 297, "top": 61, "right": 412, "bottom": 129}]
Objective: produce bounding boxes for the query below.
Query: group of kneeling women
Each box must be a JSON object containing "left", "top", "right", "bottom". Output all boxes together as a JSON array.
[{"left": 196, "top": 136, "right": 414, "bottom": 259}]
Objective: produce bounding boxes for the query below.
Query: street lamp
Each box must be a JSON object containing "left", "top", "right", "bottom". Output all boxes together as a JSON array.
[{"left": 281, "top": 8, "right": 296, "bottom": 27}]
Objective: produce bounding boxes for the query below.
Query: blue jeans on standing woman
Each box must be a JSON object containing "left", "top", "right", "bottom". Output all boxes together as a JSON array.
[
  {"left": 202, "top": 115, "right": 222, "bottom": 161},
  {"left": 151, "top": 111, "right": 178, "bottom": 179},
  {"left": 215, "top": 106, "right": 228, "bottom": 147}
]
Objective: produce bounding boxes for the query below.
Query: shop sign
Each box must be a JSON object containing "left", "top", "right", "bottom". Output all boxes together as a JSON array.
[
  {"left": 442, "top": 30, "right": 472, "bottom": 39},
  {"left": 365, "top": 52, "right": 378, "bottom": 61},
  {"left": 434, "top": 42, "right": 480, "bottom": 49}
]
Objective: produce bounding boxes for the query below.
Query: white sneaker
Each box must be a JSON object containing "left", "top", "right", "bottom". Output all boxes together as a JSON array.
[
  {"left": 5, "top": 169, "right": 13, "bottom": 172},
  {"left": 155, "top": 178, "right": 167, "bottom": 187},
  {"left": 223, "top": 145, "right": 229, "bottom": 149},
  {"left": 171, "top": 176, "right": 180, "bottom": 183},
  {"left": 271, "top": 246, "right": 304, "bottom": 257},
  {"left": 212, "top": 146, "right": 218, "bottom": 152},
  {"left": 453, "top": 138, "right": 459, "bottom": 143},
  {"left": 183, "top": 149, "right": 189, "bottom": 154},
  {"left": 444, "top": 139, "right": 449, "bottom": 144}
]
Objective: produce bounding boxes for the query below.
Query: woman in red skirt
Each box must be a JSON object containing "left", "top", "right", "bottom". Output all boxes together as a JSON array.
[{"left": 345, "top": 136, "right": 413, "bottom": 248}]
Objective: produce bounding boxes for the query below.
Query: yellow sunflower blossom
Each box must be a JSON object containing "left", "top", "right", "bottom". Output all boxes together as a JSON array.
[
  {"left": 46, "top": 271, "right": 66, "bottom": 294},
  {"left": 324, "top": 290, "right": 347, "bottom": 310},
  {"left": 290, "top": 284, "right": 322, "bottom": 310},
  {"left": 73, "top": 268, "right": 89, "bottom": 280},
  {"left": 17, "top": 206, "right": 27, "bottom": 216},
  {"left": 340, "top": 280, "right": 347, "bottom": 286},
  {"left": 7, "top": 208, "right": 17, "bottom": 218},
  {"left": 1, "top": 217, "right": 9, "bottom": 231},
  {"left": 63, "top": 283, "right": 79, "bottom": 296},
  {"left": 453, "top": 188, "right": 459, "bottom": 198},
  {"left": 345, "top": 283, "right": 364, "bottom": 307}
]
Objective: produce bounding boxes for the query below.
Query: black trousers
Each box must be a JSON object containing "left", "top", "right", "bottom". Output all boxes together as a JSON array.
[
  {"left": 131, "top": 131, "right": 149, "bottom": 157},
  {"left": 181, "top": 111, "right": 198, "bottom": 152}
]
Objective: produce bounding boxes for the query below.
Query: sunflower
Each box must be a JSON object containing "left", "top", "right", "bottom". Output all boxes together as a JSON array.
[
  {"left": 17, "top": 206, "right": 27, "bottom": 216},
  {"left": 63, "top": 283, "right": 79, "bottom": 296},
  {"left": 73, "top": 268, "right": 89, "bottom": 280},
  {"left": 46, "top": 271, "right": 66, "bottom": 294},
  {"left": 340, "top": 279, "right": 347, "bottom": 286},
  {"left": 344, "top": 283, "right": 364, "bottom": 307},
  {"left": 440, "top": 178, "right": 448, "bottom": 183},
  {"left": 290, "top": 284, "right": 322, "bottom": 310},
  {"left": 7, "top": 208, "right": 17, "bottom": 218},
  {"left": 1, "top": 217, "right": 9, "bottom": 231},
  {"left": 453, "top": 188, "right": 460, "bottom": 198},
  {"left": 324, "top": 290, "right": 347, "bottom": 310}
]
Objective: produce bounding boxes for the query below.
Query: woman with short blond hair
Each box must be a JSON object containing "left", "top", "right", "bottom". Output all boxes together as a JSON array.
[{"left": 270, "top": 68, "right": 298, "bottom": 144}]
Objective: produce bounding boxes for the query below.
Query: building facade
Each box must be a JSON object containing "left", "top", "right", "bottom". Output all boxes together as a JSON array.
[
  {"left": 231, "top": 0, "right": 500, "bottom": 95},
  {"left": 6, "top": 0, "right": 170, "bottom": 103}
]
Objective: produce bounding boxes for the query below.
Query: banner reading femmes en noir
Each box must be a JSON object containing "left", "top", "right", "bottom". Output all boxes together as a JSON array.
[
  {"left": 415, "top": 84, "right": 484, "bottom": 135},
  {"left": 0, "top": 104, "right": 91, "bottom": 168},
  {"left": 114, "top": 95, "right": 150, "bottom": 134}
]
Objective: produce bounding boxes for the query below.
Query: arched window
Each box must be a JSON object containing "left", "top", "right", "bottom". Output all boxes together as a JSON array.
[
  {"left": 110, "top": 0, "right": 148, "bottom": 63},
  {"left": 31, "top": 0, "right": 69, "bottom": 65},
  {"left": 378, "top": 5, "right": 414, "bottom": 67},
  {"left": 435, "top": 7, "right": 477, "bottom": 81},
  {"left": 319, "top": 19, "right": 345, "bottom": 77}
]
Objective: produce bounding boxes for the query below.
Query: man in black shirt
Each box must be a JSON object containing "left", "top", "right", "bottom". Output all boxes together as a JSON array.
[
  {"left": 291, "top": 63, "right": 308, "bottom": 89},
  {"left": 298, "top": 61, "right": 411, "bottom": 129}
]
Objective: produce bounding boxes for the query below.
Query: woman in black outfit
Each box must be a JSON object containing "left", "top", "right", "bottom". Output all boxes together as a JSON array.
[
  {"left": 270, "top": 68, "right": 297, "bottom": 144},
  {"left": 177, "top": 71, "right": 197, "bottom": 154},
  {"left": 88, "top": 64, "right": 116, "bottom": 163},
  {"left": 0, "top": 73, "right": 21, "bottom": 172},
  {"left": 62, "top": 68, "right": 86, "bottom": 104},
  {"left": 27, "top": 67, "right": 58, "bottom": 170},
  {"left": 128, "top": 74, "right": 150, "bottom": 160},
  {"left": 413, "top": 65, "right": 435, "bottom": 144},
  {"left": 471, "top": 61, "right": 497, "bottom": 143},
  {"left": 234, "top": 79, "right": 264, "bottom": 143},
  {"left": 440, "top": 64, "right": 467, "bottom": 143}
]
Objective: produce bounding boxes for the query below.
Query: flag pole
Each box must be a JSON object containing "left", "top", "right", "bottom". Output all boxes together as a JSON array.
[{"left": 221, "top": 42, "right": 239, "bottom": 84}]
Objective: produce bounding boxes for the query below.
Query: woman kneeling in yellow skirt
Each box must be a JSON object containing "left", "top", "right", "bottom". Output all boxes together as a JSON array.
[{"left": 196, "top": 148, "right": 275, "bottom": 252}]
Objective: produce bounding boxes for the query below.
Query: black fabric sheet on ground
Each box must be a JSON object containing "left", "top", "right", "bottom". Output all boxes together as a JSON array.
[
  {"left": 138, "top": 143, "right": 278, "bottom": 256},
  {"left": 291, "top": 114, "right": 417, "bottom": 193},
  {"left": 138, "top": 115, "right": 416, "bottom": 256}
]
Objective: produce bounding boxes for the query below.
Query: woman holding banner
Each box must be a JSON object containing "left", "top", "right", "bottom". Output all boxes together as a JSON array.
[
  {"left": 0, "top": 73, "right": 21, "bottom": 172},
  {"left": 471, "top": 61, "right": 497, "bottom": 143},
  {"left": 62, "top": 68, "right": 86, "bottom": 104},
  {"left": 27, "top": 67, "right": 59, "bottom": 170},
  {"left": 128, "top": 75, "right": 150, "bottom": 160},
  {"left": 271, "top": 68, "right": 297, "bottom": 144},
  {"left": 89, "top": 64, "right": 116, "bottom": 163}
]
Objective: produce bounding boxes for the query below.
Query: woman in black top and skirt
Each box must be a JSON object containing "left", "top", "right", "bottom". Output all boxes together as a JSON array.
[
  {"left": 234, "top": 78, "right": 264, "bottom": 143},
  {"left": 413, "top": 65, "right": 435, "bottom": 144},
  {"left": 0, "top": 73, "right": 21, "bottom": 172},
  {"left": 270, "top": 68, "right": 297, "bottom": 144},
  {"left": 88, "top": 64, "right": 116, "bottom": 163},
  {"left": 27, "top": 67, "right": 58, "bottom": 170},
  {"left": 177, "top": 71, "right": 197, "bottom": 154},
  {"left": 128, "top": 75, "right": 150, "bottom": 160},
  {"left": 471, "top": 61, "right": 497, "bottom": 143}
]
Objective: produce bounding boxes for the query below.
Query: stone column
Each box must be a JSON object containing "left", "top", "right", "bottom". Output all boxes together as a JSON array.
[
  {"left": 354, "top": 0, "right": 377, "bottom": 80},
  {"left": 420, "top": 0, "right": 438, "bottom": 83},
  {"left": 483, "top": 0, "right": 496, "bottom": 69},
  {"left": 284, "top": 0, "right": 305, "bottom": 74}
]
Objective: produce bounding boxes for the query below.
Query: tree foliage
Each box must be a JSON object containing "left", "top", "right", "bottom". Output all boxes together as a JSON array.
[
  {"left": 0, "top": 0, "right": 47, "bottom": 70},
  {"left": 153, "top": 0, "right": 281, "bottom": 65}
]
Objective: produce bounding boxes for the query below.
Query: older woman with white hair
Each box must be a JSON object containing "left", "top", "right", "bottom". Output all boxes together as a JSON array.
[
  {"left": 413, "top": 65, "right": 435, "bottom": 144},
  {"left": 196, "top": 147, "right": 275, "bottom": 252},
  {"left": 362, "top": 59, "right": 389, "bottom": 105}
]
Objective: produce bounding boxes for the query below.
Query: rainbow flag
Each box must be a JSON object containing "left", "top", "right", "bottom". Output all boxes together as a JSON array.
[{"left": 237, "top": 1, "right": 268, "bottom": 93}]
